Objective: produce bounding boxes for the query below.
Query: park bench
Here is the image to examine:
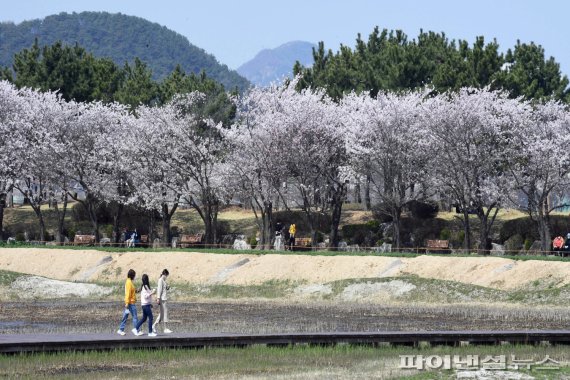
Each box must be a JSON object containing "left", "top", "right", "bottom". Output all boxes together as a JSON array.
[
  {"left": 179, "top": 233, "right": 204, "bottom": 248},
  {"left": 426, "top": 239, "right": 450, "bottom": 254},
  {"left": 292, "top": 237, "right": 312, "bottom": 251},
  {"left": 74, "top": 234, "right": 96, "bottom": 246}
]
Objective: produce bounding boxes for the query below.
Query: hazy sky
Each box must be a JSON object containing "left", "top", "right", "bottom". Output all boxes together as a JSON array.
[{"left": 3, "top": 0, "right": 569, "bottom": 75}]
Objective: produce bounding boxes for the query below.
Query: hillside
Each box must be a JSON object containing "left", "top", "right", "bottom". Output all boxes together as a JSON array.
[
  {"left": 0, "top": 11, "right": 250, "bottom": 91},
  {"left": 237, "top": 41, "right": 316, "bottom": 86}
]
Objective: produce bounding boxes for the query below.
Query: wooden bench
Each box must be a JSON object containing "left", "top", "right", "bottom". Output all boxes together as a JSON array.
[
  {"left": 140, "top": 235, "right": 149, "bottom": 246},
  {"left": 180, "top": 233, "right": 204, "bottom": 248},
  {"left": 74, "top": 234, "right": 96, "bottom": 246},
  {"left": 426, "top": 239, "right": 450, "bottom": 254},
  {"left": 292, "top": 237, "right": 312, "bottom": 251}
]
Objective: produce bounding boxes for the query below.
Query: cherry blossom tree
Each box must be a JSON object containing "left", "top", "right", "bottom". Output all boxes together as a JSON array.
[
  {"left": 10, "top": 87, "right": 70, "bottom": 241},
  {"left": 59, "top": 100, "right": 132, "bottom": 241},
  {"left": 132, "top": 93, "right": 228, "bottom": 245},
  {"left": 0, "top": 81, "right": 24, "bottom": 240},
  {"left": 224, "top": 85, "right": 290, "bottom": 249},
  {"left": 506, "top": 101, "right": 570, "bottom": 252},
  {"left": 428, "top": 88, "right": 530, "bottom": 252},
  {"left": 343, "top": 90, "right": 434, "bottom": 249}
]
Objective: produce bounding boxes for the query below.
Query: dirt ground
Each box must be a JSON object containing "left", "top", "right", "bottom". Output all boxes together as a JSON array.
[
  {"left": 1, "top": 248, "right": 570, "bottom": 290},
  {"left": 2, "top": 299, "right": 569, "bottom": 335}
]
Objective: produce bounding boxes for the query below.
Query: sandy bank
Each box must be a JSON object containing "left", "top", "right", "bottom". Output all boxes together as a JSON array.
[{"left": 0, "top": 248, "right": 567, "bottom": 290}]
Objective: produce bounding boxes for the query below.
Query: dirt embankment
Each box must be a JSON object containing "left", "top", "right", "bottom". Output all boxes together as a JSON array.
[{"left": 0, "top": 248, "right": 569, "bottom": 291}]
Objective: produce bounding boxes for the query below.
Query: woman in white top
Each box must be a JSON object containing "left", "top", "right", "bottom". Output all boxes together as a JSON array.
[
  {"left": 152, "top": 269, "right": 172, "bottom": 333},
  {"left": 134, "top": 274, "right": 156, "bottom": 336}
]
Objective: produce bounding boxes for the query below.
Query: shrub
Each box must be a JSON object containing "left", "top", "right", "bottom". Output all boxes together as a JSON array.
[
  {"left": 524, "top": 237, "right": 533, "bottom": 251},
  {"left": 499, "top": 217, "right": 537, "bottom": 243},
  {"left": 273, "top": 210, "right": 331, "bottom": 236},
  {"left": 101, "top": 224, "right": 114, "bottom": 239},
  {"left": 15, "top": 232, "right": 25, "bottom": 242},
  {"left": 504, "top": 234, "right": 523, "bottom": 254},
  {"left": 439, "top": 228, "right": 451, "bottom": 241},
  {"left": 341, "top": 223, "right": 380, "bottom": 245},
  {"left": 452, "top": 230, "right": 466, "bottom": 248},
  {"left": 407, "top": 200, "right": 439, "bottom": 219},
  {"left": 371, "top": 203, "right": 393, "bottom": 223},
  {"left": 248, "top": 235, "right": 257, "bottom": 249}
]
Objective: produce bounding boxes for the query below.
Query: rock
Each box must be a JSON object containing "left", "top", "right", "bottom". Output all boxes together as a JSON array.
[
  {"left": 338, "top": 241, "right": 348, "bottom": 251},
  {"left": 491, "top": 243, "right": 505, "bottom": 256},
  {"left": 171, "top": 237, "right": 178, "bottom": 248},
  {"left": 527, "top": 240, "right": 543, "bottom": 255},
  {"left": 233, "top": 238, "right": 251, "bottom": 250},
  {"left": 7, "top": 237, "right": 15, "bottom": 244},
  {"left": 99, "top": 237, "right": 111, "bottom": 246},
  {"left": 153, "top": 238, "right": 161, "bottom": 249}
]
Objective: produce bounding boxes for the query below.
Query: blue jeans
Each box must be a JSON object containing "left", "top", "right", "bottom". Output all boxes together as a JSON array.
[
  {"left": 136, "top": 305, "right": 153, "bottom": 333},
  {"left": 118, "top": 304, "right": 138, "bottom": 331}
]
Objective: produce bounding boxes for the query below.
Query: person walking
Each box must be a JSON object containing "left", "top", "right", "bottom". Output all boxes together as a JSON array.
[
  {"left": 134, "top": 274, "right": 157, "bottom": 336},
  {"left": 117, "top": 269, "right": 139, "bottom": 336},
  {"left": 152, "top": 269, "right": 172, "bottom": 334}
]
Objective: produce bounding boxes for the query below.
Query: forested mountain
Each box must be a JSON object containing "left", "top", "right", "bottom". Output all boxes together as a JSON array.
[
  {"left": 237, "top": 41, "right": 316, "bottom": 87},
  {"left": 0, "top": 11, "right": 250, "bottom": 91}
]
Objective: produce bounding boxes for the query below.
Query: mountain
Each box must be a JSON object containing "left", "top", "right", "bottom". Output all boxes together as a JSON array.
[
  {"left": 0, "top": 12, "right": 250, "bottom": 91},
  {"left": 237, "top": 41, "right": 316, "bottom": 87}
]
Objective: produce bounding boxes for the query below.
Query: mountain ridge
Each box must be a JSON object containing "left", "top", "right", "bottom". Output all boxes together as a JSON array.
[{"left": 0, "top": 11, "right": 250, "bottom": 91}]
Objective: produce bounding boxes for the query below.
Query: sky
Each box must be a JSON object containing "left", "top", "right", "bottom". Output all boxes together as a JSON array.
[{"left": 2, "top": 0, "right": 569, "bottom": 75}]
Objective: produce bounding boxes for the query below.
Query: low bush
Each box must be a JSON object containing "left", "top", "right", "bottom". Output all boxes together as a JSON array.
[{"left": 407, "top": 200, "right": 439, "bottom": 219}]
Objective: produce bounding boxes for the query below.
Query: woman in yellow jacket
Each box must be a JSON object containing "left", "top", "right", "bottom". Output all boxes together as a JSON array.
[
  {"left": 117, "top": 269, "right": 139, "bottom": 336},
  {"left": 288, "top": 223, "right": 296, "bottom": 250}
]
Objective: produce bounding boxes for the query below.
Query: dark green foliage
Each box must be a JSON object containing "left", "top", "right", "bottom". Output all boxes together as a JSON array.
[
  {"left": 406, "top": 200, "right": 439, "bottom": 219},
  {"left": 71, "top": 201, "right": 159, "bottom": 234},
  {"left": 399, "top": 217, "right": 449, "bottom": 248},
  {"left": 114, "top": 57, "right": 159, "bottom": 109},
  {"left": 499, "top": 217, "right": 537, "bottom": 242},
  {"left": 8, "top": 39, "right": 236, "bottom": 124},
  {"left": 273, "top": 210, "right": 331, "bottom": 236},
  {"left": 341, "top": 223, "right": 380, "bottom": 246},
  {"left": 493, "top": 41, "right": 570, "bottom": 102},
  {"left": 0, "top": 11, "right": 250, "bottom": 91},
  {"left": 499, "top": 215, "right": 570, "bottom": 243},
  {"left": 371, "top": 203, "right": 393, "bottom": 223},
  {"left": 294, "top": 27, "right": 569, "bottom": 102}
]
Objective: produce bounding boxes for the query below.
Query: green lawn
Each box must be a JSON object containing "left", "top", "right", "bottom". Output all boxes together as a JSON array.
[{"left": 1, "top": 344, "right": 569, "bottom": 379}]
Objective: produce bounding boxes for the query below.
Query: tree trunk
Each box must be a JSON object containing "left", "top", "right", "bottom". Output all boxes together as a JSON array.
[
  {"left": 162, "top": 204, "right": 172, "bottom": 245},
  {"left": 537, "top": 204, "right": 551, "bottom": 254},
  {"left": 463, "top": 210, "right": 471, "bottom": 253},
  {"left": 258, "top": 201, "right": 273, "bottom": 250},
  {"left": 112, "top": 202, "right": 124, "bottom": 244},
  {"left": 365, "top": 174, "right": 372, "bottom": 210},
  {"left": 0, "top": 192, "right": 5, "bottom": 241},
  {"left": 148, "top": 210, "right": 156, "bottom": 245},
  {"left": 392, "top": 208, "right": 402, "bottom": 249},
  {"left": 55, "top": 195, "right": 68, "bottom": 244},
  {"left": 87, "top": 201, "right": 100, "bottom": 242},
  {"left": 32, "top": 206, "right": 46, "bottom": 242},
  {"left": 329, "top": 184, "right": 347, "bottom": 250}
]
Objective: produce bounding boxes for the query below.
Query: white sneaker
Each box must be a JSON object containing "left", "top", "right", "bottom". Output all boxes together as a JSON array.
[
  {"left": 164, "top": 328, "right": 173, "bottom": 334},
  {"left": 148, "top": 332, "right": 157, "bottom": 337},
  {"left": 117, "top": 329, "right": 125, "bottom": 336},
  {"left": 132, "top": 328, "right": 142, "bottom": 336}
]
